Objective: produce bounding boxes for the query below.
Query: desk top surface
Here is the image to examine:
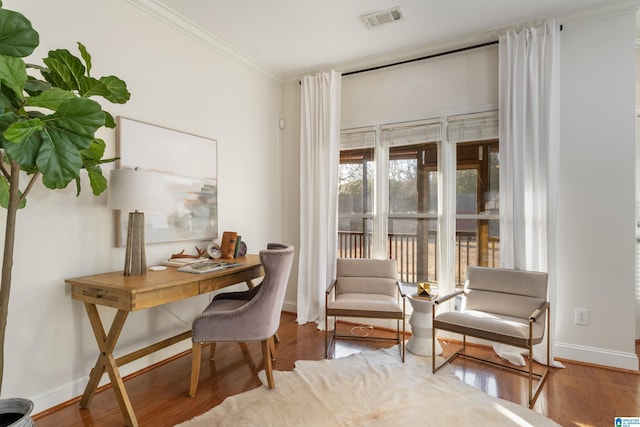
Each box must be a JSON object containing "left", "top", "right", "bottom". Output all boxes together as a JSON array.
[
  {"left": 66, "top": 254, "right": 261, "bottom": 292},
  {"left": 67, "top": 255, "right": 264, "bottom": 311}
]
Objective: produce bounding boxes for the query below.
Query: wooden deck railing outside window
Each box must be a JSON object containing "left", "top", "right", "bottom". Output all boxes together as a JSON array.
[{"left": 338, "top": 231, "right": 500, "bottom": 286}]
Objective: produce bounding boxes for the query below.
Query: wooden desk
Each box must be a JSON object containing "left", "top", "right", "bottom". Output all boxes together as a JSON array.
[{"left": 67, "top": 255, "right": 264, "bottom": 427}]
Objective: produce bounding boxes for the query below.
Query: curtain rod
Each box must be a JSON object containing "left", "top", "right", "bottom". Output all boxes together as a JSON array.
[{"left": 342, "top": 40, "right": 499, "bottom": 77}]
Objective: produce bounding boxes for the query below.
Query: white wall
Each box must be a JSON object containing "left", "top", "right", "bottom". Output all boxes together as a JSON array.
[
  {"left": 280, "top": 81, "right": 302, "bottom": 313},
  {"left": 280, "top": 9, "right": 639, "bottom": 370},
  {"left": 555, "top": 10, "right": 638, "bottom": 369},
  {"left": 0, "top": 0, "right": 282, "bottom": 412}
]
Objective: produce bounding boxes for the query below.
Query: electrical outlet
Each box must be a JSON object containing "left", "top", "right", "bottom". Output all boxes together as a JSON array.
[{"left": 575, "top": 308, "right": 589, "bottom": 325}]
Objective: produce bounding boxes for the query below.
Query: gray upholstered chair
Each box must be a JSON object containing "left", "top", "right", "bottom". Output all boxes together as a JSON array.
[
  {"left": 432, "top": 265, "right": 550, "bottom": 408},
  {"left": 188, "top": 243, "right": 294, "bottom": 397},
  {"left": 325, "top": 258, "right": 406, "bottom": 361}
]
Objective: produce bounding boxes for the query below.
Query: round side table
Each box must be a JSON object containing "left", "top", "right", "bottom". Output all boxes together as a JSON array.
[{"left": 406, "top": 295, "right": 443, "bottom": 357}]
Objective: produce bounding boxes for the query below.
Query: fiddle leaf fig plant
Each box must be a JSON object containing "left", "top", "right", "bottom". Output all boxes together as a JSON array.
[{"left": 0, "top": 1, "right": 130, "bottom": 393}]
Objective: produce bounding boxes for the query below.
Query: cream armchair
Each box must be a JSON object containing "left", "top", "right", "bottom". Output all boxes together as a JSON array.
[
  {"left": 432, "top": 266, "right": 550, "bottom": 408},
  {"left": 325, "top": 258, "right": 406, "bottom": 361}
]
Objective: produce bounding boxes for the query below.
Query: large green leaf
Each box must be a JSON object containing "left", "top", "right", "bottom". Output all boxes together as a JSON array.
[
  {"left": 99, "top": 76, "right": 130, "bottom": 104},
  {"left": 0, "top": 175, "right": 26, "bottom": 209},
  {"left": 25, "top": 87, "right": 75, "bottom": 110},
  {"left": 104, "top": 111, "right": 115, "bottom": 128},
  {"left": 0, "top": 111, "right": 18, "bottom": 146},
  {"left": 24, "top": 75, "right": 51, "bottom": 96},
  {"left": 37, "top": 129, "right": 83, "bottom": 189},
  {"left": 85, "top": 164, "right": 107, "bottom": 195},
  {"left": 32, "top": 98, "right": 105, "bottom": 188},
  {"left": 3, "top": 119, "right": 43, "bottom": 169},
  {"left": 43, "top": 97, "right": 105, "bottom": 143},
  {"left": 42, "top": 49, "right": 85, "bottom": 92},
  {"left": 78, "top": 76, "right": 110, "bottom": 98},
  {"left": 0, "top": 88, "right": 15, "bottom": 115},
  {"left": 0, "top": 8, "right": 39, "bottom": 58},
  {"left": 77, "top": 42, "right": 92, "bottom": 76},
  {"left": 0, "top": 54, "right": 26, "bottom": 98},
  {"left": 0, "top": 175, "right": 9, "bottom": 208},
  {"left": 4, "top": 117, "right": 42, "bottom": 142},
  {"left": 81, "top": 137, "right": 106, "bottom": 163}
]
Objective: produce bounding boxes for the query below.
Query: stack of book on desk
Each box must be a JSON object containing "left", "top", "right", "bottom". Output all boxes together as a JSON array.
[
  {"left": 162, "top": 257, "right": 209, "bottom": 267},
  {"left": 176, "top": 260, "right": 243, "bottom": 274}
]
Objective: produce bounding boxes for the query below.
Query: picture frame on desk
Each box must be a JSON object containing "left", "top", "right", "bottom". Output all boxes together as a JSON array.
[{"left": 115, "top": 117, "right": 218, "bottom": 246}]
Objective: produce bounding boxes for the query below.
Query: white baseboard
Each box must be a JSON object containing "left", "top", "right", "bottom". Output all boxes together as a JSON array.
[
  {"left": 282, "top": 299, "right": 297, "bottom": 314},
  {"left": 555, "top": 341, "right": 639, "bottom": 371},
  {"left": 30, "top": 340, "right": 192, "bottom": 415}
]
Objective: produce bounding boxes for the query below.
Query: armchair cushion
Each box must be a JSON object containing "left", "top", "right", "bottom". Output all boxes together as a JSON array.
[
  {"left": 434, "top": 310, "right": 545, "bottom": 348},
  {"left": 460, "top": 266, "right": 548, "bottom": 328},
  {"left": 328, "top": 293, "right": 403, "bottom": 318}
]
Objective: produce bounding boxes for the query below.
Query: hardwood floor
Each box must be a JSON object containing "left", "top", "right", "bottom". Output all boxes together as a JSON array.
[{"left": 34, "top": 312, "right": 640, "bottom": 426}]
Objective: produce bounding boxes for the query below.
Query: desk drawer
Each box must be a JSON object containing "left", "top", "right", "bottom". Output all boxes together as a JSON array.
[
  {"left": 132, "top": 282, "right": 200, "bottom": 310},
  {"left": 199, "top": 266, "right": 264, "bottom": 293}
]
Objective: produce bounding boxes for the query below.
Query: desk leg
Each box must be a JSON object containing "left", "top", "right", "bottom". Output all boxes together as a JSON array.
[
  {"left": 245, "top": 279, "right": 280, "bottom": 344},
  {"left": 80, "top": 303, "right": 138, "bottom": 427}
]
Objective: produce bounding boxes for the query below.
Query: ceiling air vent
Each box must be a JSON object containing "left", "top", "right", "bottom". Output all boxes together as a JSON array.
[{"left": 362, "top": 7, "right": 404, "bottom": 29}]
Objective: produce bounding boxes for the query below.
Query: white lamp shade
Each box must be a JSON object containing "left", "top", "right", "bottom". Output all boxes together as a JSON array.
[{"left": 107, "top": 168, "right": 165, "bottom": 211}]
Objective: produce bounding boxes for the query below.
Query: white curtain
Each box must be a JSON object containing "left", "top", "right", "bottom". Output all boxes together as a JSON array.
[
  {"left": 297, "top": 70, "right": 341, "bottom": 330},
  {"left": 498, "top": 21, "right": 563, "bottom": 367}
]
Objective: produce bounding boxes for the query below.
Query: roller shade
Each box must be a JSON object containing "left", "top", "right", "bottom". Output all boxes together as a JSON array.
[
  {"left": 340, "top": 127, "right": 376, "bottom": 149},
  {"left": 381, "top": 120, "right": 442, "bottom": 147},
  {"left": 447, "top": 111, "right": 498, "bottom": 143}
]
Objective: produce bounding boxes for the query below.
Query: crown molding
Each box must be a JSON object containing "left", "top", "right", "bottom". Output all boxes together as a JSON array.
[{"left": 125, "top": 0, "right": 283, "bottom": 83}]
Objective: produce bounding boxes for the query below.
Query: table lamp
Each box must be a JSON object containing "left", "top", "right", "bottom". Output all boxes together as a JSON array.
[{"left": 108, "top": 168, "right": 165, "bottom": 276}]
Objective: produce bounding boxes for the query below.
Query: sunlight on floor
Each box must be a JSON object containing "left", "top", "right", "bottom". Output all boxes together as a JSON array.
[{"left": 494, "top": 403, "right": 535, "bottom": 426}]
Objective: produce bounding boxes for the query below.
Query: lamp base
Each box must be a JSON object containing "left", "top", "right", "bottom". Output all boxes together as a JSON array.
[{"left": 124, "top": 211, "right": 147, "bottom": 276}]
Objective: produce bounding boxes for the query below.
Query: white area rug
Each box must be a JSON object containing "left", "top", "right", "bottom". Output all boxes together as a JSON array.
[{"left": 176, "top": 346, "right": 559, "bottom": 426}]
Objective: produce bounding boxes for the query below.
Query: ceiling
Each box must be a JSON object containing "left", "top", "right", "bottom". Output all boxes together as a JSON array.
[{"left": 141, "top": 0, "right": 631, "bottom": 79}]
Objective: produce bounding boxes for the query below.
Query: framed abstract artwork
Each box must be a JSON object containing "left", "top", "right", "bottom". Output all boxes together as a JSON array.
[{"left": 114, "top": 117, "right": 218, "bottom": 246}]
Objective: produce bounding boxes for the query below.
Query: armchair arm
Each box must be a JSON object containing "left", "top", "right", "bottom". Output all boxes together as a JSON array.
[
  {"left": 434, "top": 289, "right": 464, "bottom": 305},
  {"left": 396, "top": 281, "right": 407, "bottom": 298},
  {"left": 326, "top": 279, "right": 337, "bottom": 295},
  {"left": 529, "top": 301, "right": 550, "bottom": 322}
]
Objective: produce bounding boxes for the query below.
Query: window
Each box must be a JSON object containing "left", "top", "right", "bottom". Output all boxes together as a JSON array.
[
  {"left": 338, "top": 111, "right": 499, "bottom": 289},
  {"left": 455, "top": 141, "right": 500, "bottom": 285},
  {"left": 338, "top": 128, "right": 375, "bottom": 258},
  {"left": 388, "top": 143, "right": 438, "bottom": 283}
]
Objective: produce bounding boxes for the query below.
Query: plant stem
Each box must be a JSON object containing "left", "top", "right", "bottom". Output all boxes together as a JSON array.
[
  {"left": 18, "top": 171, "right": 40, "bottom": 206},
  {"left": 0, "top": 159, "right": 21, "bottom": 394}
]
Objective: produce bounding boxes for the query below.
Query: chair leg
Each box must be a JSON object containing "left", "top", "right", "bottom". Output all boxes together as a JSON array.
[
  {"left": 189, "top": 342, "right": 202, "bottom": 397},
  {"left": 397, "top": 315, "right": 405, "bottom": 362},
  {"left": 262, "top": 337, "right": 275, "bottom": 389},
  {"left": 401, "top": 298, "right": 406, "bottom": 362},
  {"left": 209, "top": 342, "right": 216, "bottom": 360},
  {"left": 325, "top": 313, "right": 336, "bottom": 359},
  {"left": 269, "top": 335, "right": 277, "bottom": 361},
  {"left": 325, "top": 309, "right": 329, "bottom": 359}
]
